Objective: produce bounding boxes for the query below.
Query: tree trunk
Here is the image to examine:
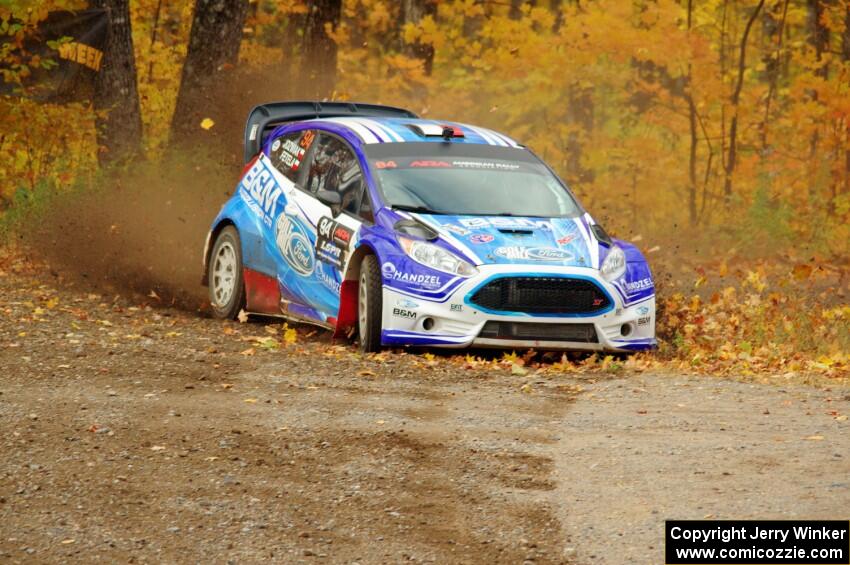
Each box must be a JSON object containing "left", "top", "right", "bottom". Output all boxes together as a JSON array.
[
  {"left": 807, "top": 0, "right": 830, "bottom": 80},
  {"left": 565, "top": 83, "right": 594, "bottom": 185},
  {"left": 844, "top": 5, "right": 850, "bottom": 194},
  {"left": 551, "top": 0, "right": 565, "bottom": 32},
  {"left": 509, "top": 0, "right": 523, "bottom": 19},
  {"left": 509, "top": 0, "right": 537, "bottom": 20},
  {"left": 91, "top": 0, "right": 142, "bottom": 164},
  {"left": 686, "top": 0, "right": 698, "bottom": 225},
  {"left": 300, "top": 0, "right": 342, "bottom": 99},
  {"left": 723, "top": 0, "right": 766, "bottom": 204},
  {"left": 718, "top": 0, "right": 729, "bottom": 216},
  {"left": 843, "top": 5, "right": 850, "bottom": 64},
  {"left": 170, "top": 0, "right": 248, "bottom": 145},
  {"left": 806, "top": 0, "right": 829, "bottom": 200},
  {"left": 760, "top": 0, "right": 789, "bottom": 150},
  {"left": 401, "top": 0, "right": 436, "bottom": 75}
]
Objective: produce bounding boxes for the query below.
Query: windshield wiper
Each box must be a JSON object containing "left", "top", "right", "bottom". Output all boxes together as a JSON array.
[
  {"left": 488, "top": 212, "right": 548, "bottom": 218},
  {"left": 390, "top": 204, "right": 445, "bottom": 215}
]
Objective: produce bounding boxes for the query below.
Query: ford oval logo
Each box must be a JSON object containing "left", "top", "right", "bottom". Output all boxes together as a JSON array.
[
  {"left": 527, "top": 247, "right": 573, "bottom": 261},
  {"left": 495, "top": 246, "right": 574, "bottom": 262},
  {"left": 275, "top": 215, "right": 315, "bottom": 276}
]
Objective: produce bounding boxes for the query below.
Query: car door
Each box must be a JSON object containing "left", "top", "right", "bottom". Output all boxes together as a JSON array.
[
  {"left": 299, "top": 132, "right": 371, "bottom": 320},
  {"left": 267, "top": 129, "right": 369, "bottom": 324}
]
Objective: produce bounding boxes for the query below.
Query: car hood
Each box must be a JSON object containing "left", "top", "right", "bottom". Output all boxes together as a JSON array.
[{"left": 413, "top": 214, "right": 597, "bottom": 268}]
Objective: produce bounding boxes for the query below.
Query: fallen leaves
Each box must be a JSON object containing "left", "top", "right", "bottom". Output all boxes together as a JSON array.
[
  {"left": 511, "top": 363, "right": 528, "bottom": 376},
  {"left": 282, "top": 324, "right": 297, "bottom": 345},
  {"left": 200, "top": 117, "right": 215, "bottom": 130},
  {"left": 792, "top": 264, "right": 813, "bottom": 281},
  {"left": 657, "top": 266, "right": 849, "bottom": 380},
  {"left": 256, "top": 337, "right": 278, "bottom": 350}
]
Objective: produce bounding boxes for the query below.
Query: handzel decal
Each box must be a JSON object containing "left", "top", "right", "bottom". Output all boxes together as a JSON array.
[
  {"left": 316, "top": 216, "right": 353, "bottom": 269},
  {"left": 275, "top": 212, "right": 315, "bottom": 276},
  {"left": 381, "top": 262, "right": 442, "bottom": 289},
  {"left": 316, "top": 262, "right": 341, "bottom": 293},
  {"left": 494, "top": 246, "right": 574, "bottom": 262},
  {"left": 624, "top": 277, "right": 654, "bottom": 293},
  {"left": 240, "top": 159, "right": 283, "bottom": 227}
]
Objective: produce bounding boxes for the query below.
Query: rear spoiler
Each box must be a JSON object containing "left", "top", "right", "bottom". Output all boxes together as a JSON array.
[{"left": 243, "top": 101, "right": 418, "bottom": 164}]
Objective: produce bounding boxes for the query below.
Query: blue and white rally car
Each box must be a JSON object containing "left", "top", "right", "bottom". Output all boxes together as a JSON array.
[{"left": 202, "top": 101, "right": 656, "bottom": 352}]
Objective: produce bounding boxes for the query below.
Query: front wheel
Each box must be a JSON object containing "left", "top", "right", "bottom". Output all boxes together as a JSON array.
[
  {"left": 208, "top": 226, "right": 245, "bottom": 319},
  {"left": 357, "top": 255, "right": 383, "bottom": 352}
]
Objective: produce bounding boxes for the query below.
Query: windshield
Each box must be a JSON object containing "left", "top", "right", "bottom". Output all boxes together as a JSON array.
[{"left": 365, "top": 143, "right": 581, "bottom": 217}]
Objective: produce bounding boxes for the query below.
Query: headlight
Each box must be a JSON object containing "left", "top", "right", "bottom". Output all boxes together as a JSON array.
[
  {"left": 399, "top": 237, "right": 478, "bottom": 277},
  {"left": 600, "top": 245, "right": 626, "bottom": 281}
]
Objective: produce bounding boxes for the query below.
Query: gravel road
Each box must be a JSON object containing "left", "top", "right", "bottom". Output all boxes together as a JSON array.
[{"left": 1, "top": 269, "right": 848, "bottom": 564}]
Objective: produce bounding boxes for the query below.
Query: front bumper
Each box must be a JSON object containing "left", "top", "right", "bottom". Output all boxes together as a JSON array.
[{"left": 380, "top": 265, "right": 656, "bottom": 352}]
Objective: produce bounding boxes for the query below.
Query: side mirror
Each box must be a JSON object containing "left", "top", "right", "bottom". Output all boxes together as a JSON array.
[{"left": 316, "top": 189, "right": 342, "bottom": 215}]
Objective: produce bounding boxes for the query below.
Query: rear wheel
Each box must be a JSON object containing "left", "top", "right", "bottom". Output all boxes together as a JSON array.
[
  {"left": 357, "top": 255, "right": 383, "bottom": 352},
  {"left": 208, "top": 226, "right": 245, "bottom": 319}
]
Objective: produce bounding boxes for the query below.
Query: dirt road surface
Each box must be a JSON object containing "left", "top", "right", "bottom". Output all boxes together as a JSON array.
[{"left": 1, "top": 268, "right": 848, "bottom": 564}]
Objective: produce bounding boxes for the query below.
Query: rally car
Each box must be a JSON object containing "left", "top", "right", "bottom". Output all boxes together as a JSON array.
[{"left": 202, "top": 101, "right": 656, "bottom": 352}]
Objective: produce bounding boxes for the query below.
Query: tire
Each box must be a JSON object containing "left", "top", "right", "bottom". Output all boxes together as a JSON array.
[
  {"left": 208, "top": 226, "right": 246, "bottom": 320},
  {"left": 357, "top": 255, "right": 383, "bottom": 352}
]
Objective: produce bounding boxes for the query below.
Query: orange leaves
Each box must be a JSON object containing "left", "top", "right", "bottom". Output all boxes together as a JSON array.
[
  {"left": 792, "top": 264, "right": 813, "bottom": 281},
  {"left": 654, "top": 262, "right": 849, "bottom": 380}
]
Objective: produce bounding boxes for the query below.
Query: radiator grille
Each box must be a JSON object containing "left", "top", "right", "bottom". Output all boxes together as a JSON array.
[
  {"left": 478, "top": 321, "right": 598, "bottom": 342},
  {"left": 469, "top": 277, "right": 610, "bottom": 314}
]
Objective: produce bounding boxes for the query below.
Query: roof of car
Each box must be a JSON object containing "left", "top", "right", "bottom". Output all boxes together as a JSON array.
[{"left": 300, "top": 117, "right": 523, "bottom": 147}]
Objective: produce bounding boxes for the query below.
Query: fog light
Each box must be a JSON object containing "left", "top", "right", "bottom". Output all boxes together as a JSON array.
[
  {"left": 620, "top": 323, "right": 632, "bottom": 337},
  {"left": 422, "top": 317, "right": 435, "bottom": 331}
]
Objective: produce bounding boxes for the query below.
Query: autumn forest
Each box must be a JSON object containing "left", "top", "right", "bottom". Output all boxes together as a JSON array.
[{"left": 1, "top": 0, "right": 848, "bottom": 376}]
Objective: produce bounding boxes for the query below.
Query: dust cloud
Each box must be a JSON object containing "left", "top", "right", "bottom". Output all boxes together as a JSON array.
[
  {"left": 22, "top": 151, "right": 238, "bottom": 309},
  {"left": 20, "top": 69, "right": 302, "bottom": 309}
]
